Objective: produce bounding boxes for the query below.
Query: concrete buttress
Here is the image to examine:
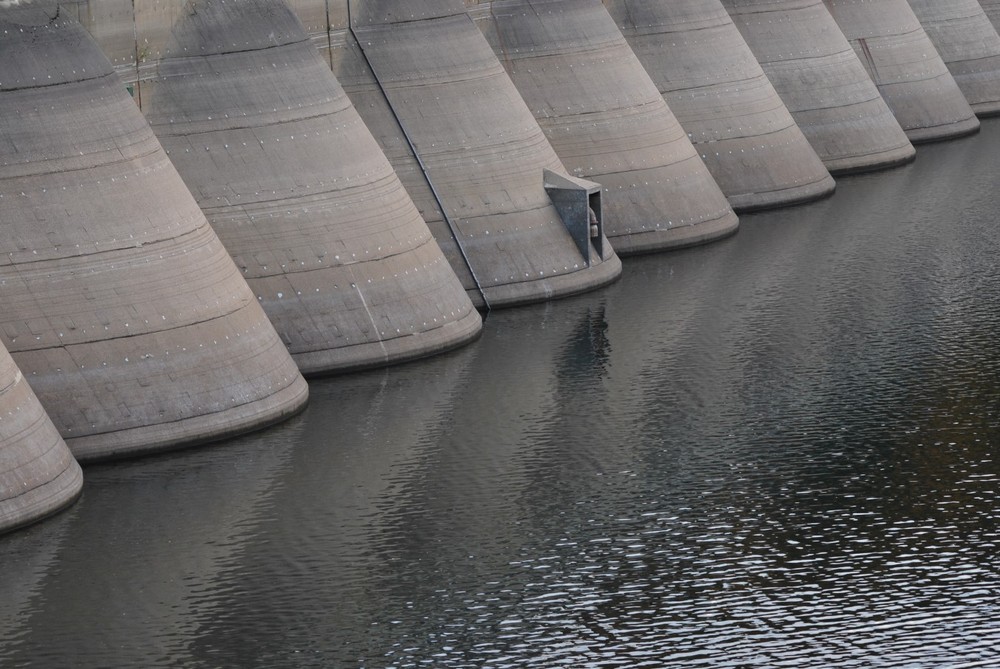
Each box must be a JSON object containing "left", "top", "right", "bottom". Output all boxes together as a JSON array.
[
  {"left": 603, "top": 0, "right": 835, "bottom": 213},
  {"left": 0, "top": 346, "right": 82, "bottom": 534},
  {"left": 824, "top": 0, "right": 980, "bottom": 143},
  {"left": 327, "top": 0, "right": 621, "bottom": 308},
  {"left": 0, "top": 2, "right": 309, "bottom": 462},
  {"left": 467, "top": 0, "right": 739, "bottom": 255},
  {"left": 907, "top": 0, "right": 1000, "bottom": 118},
  {"left": 722, "top": 0, "right": 915, "bottom": 175},
  {"left": 137, "top": 0, "right": 482, "bottom": 376}
]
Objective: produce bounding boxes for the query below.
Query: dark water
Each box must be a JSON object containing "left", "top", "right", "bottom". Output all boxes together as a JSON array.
[{"left": 3, "top": 124, "right": 1000, "bottom": 668}]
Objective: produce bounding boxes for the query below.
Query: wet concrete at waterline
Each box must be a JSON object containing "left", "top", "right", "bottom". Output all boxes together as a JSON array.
[{"left": 2, "top": 123, "right": 1000, "bottom": 667}]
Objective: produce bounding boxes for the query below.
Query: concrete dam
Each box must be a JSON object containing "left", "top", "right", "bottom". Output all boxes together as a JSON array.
[
  {"left": 824, "top": 0, "right": 979, "bottom": 143},
  {"left": 1, "top": 0, "right": 994, "bottom": 533},
  {"left": 341, "top": 0, "right": 623, "bottom": 308},
  {"left": 0, "top": 1, "right": 309, "bottom": 465},
  {"left": 136, "top": 0, "right": 482, "bottom": 375},
  {"left": 723, "top": 0, "right": 915, "bottom": 174},
  {"left": 908, "top": 0, "right": 1000, "bottom": 118},
  {"left": 467, "top": 0, "right": 739, "bottom": 254},
  {"left": 603, "top": 0, "right": 836, "bottom": 212}
]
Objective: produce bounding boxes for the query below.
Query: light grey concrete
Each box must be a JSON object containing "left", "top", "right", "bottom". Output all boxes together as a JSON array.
[
  {"left": 603, "top": 0, "right": 835, "bottom": 212},
  {"left": 468, "top": 0, "right": 739, "bottom": 255},
  {"left": 908, "top": 0, "right": 1000, "bottom": 117},
  {"left": 983, "top": 0, "right": 1000, "bottom": 35},
  {"left": 139, "top": 0, "right": 481, "bottom": 376},
  {"left": 0, "top": 2, "right": 308, "bottom": 462},
  {"left": 0, "top": 344, "right": 82, "bottom": 534},
  {"left": 723, "top": 0, "right": 915, "bottom": 175},
  {"left": 825, "top": 0, "right": 980, "bottom": 143},
  {"left": 329, "top": 0, "right": 621, "bottom": 308}
]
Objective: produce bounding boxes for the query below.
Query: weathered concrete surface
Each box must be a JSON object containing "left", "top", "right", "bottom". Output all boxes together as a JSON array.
[
  {"left": 723, "top": 0, "right": 915, "bottom": 174},
  {"left": 908, "top": 0, "right": 1000, "bottom": 118},
  {"left": 467, "top": 0, "right": 738, "bottom": 255},
  {"left": 329, "top": 0, "right": 621, "bottom": 307},
  {"left": 0, "top": 346, "right": 82, "bottom": 534},
  {"left": 984, "top": 0, "right": 1000, "bottom": 36},
  {"left": 58, "top": 0, "right": 335, "bottom": 103},
  {"left": 603, "top": 0, "right": 835, "bottom": 212},
  {"left": 139, "top": 0, "right": 481, "bottom": 376},
  {"left": 59, "top": 0, "right": 136, "bottom": 74},
  {"left": 825, "top": 0, "right": 980, "bottom": 143},
  {"left": 0, "top": 3, "right": 309, "bottom": 462}
]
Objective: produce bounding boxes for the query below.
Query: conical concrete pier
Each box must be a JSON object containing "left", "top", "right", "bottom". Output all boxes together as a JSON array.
[
  {"left": 0, "top": 3, "right": 308, "bottom": 462},
  {"left": 0, "top": 346, "right": 82, "bottom": 534},
  {"left": 330, "top": 0, "right": 621, "bottom": 308},
  {"left": 825, "top": 0, "right": 979, "bottom": 143},
  {"left": 603, "top": 0, "right": 835, "bottom": 213},
  {"left": 722, "top": 0, "right": 914, "bottom": 175},
  {"left": 139, "top": 0, "right": 481, "bottom": 376},
  {"left": 908, "top": 0, "right": 1000, "bottom": 118},
  {"left": 469, "top": 0, "right": 738, "bottom": 254}
]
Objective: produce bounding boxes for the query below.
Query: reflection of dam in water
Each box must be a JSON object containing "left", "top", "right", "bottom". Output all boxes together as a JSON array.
[{"left": 0, "top": 0, "right": 996, "bottom": 533}]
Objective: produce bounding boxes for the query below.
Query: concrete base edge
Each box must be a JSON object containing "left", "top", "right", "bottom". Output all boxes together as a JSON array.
[
  {"left": 826, "top": 145, "right": 917, "bottom": 177},
  {"left": 0, "top": 459, "right": 83, "bottom": 536},
  {"left": 972, "top": 101, "right": 1000, "bottom": 118},
  {"left": 612, "top": 211, "right": 740, "bottom": 256},
  {"left": 906, "top": 116, "right": 981, "bottom": 144},
  {"left": 730, "top": 175, "right": 837, "bottom": 214},
  {"left": 296, "top": 308, "right": 483, "bottom": 377},
  {"left": 472, "top": 250, "right": 623, "bottom": 310},
  {"left": 69, "top": 376, "right": 310, "bottom": 464}
]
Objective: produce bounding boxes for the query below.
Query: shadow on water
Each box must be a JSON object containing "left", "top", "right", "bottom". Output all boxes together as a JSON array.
[{"left": 2, "top": 124, "right": 1000, "bottom": 667}]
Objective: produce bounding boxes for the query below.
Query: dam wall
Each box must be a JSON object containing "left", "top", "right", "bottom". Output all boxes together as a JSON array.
[
  {"left": 66, "top": 0, "right": 621, "bottom": 309},
  {"left": 325, "top": 0, "right": 622, "bottom": 308},
  {"left": 466, "top": 0, "right": 738, "bottom": 254},
  {"left": 0, "top": 346, "right": 82, "bottom": 534},
  {"left": 0, "top": 2, "right": 309, "bottom": 462},
  {"left": 722, "top": 0, "right": 914, "bottom": 175},
  {"left": 603, "top": 0, "right": 835, "bottom": 213},
  {"left": 824, "top": 0, "right": 979, "bottom": 143},
  {"left": 134, "top": 0, "right": 481, "bottom": 376},
  {"left": 907, "top": 0, "right": 1000, "bottom": 118}
]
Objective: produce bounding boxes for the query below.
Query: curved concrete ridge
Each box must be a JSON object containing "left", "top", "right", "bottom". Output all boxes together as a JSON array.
[
  {"left": 0, "top": 345, "right": 82, "bottom": 534},
  {"left": 824, "top": 0, "right": 979, "bottom": 143},
  {"left": 722, "top": 0, "right": 915, "bottom": 175},
  {"left": 467, "top": 0, "right": 739, "bottom": 255},
  {"left": 908, "top": 0, "right": 1000, "bottom": 118},
  {"left": 0, "top": 3, "right": 309, "bottom": 462},
  {"left": 603, "top": 0, "right": 835, "bottom": 213},
  {"left": 343, "top": 0, "right": 621, "bottom": 308},
  {"left": 139, "top": 0, "right": 481, "bottom": 376}
]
